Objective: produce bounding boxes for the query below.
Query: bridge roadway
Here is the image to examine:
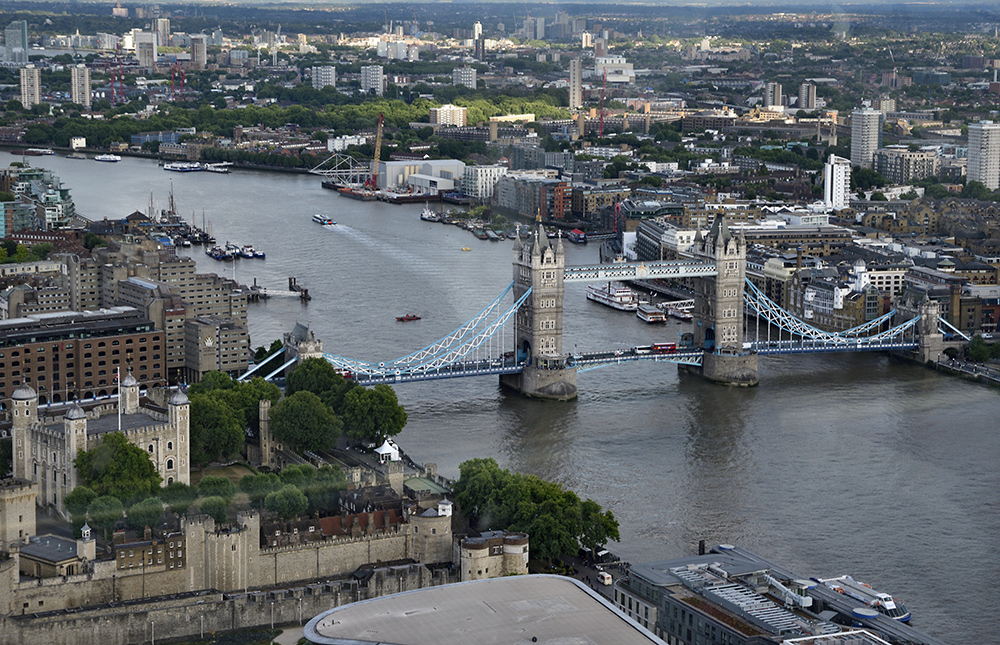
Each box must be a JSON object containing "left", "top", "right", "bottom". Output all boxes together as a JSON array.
[
  {"left": 563, "top": 259, "right": 718, "bottom": 282},
  {"left": 748, "top": 340, "right": 919, "bottom": 354},
  {"left": 717, "top": 545, "right": 948, "bottom": 645}
]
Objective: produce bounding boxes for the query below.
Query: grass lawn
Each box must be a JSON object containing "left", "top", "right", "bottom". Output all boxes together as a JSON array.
[{"left": 190, "top": 463, "right": 257, "bottom": 486}]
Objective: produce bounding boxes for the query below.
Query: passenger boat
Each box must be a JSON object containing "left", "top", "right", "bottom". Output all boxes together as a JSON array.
[
  {"left": 667, "top": 307, "right": 693, "bottom": 322},
  {"left": 312, "top": 214, "right": 336, "bottom": 225},
  {"left": 637, "top": 304, "right": 667, "bottom": 323},
  {"left": 204, "top": 162, "right": 232, "bottom": 174},
  {"left": 66, "top": 153, "right": 88, "bottom": 160},
  {"left": 587, "top": 282, "right": 641, "bottom": 311},
  {"left": 94, "top": 154, "right": 122, "bottom": 162},
  {"left": 567, "top": 228, "right": 588, "bottom": 244},
  {"left": 818, "top": 576, "right": 910, "bottom": 622},
  {"left": 419, "top": 206, "right": 439, "bottom": 222},
  {"left": 164, "top": 161, "right": 204, "bottom": 172},
  {"left": 396, "top": 314, "right": 421, "bottom": 322},
  {"left": 26, "top": 148, "right": 54, "bottom": 155}
]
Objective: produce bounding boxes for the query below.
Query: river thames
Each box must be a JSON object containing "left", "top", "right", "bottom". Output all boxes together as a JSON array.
[{"left": 34, "top": 153, "right": 999, "bottom": 641}]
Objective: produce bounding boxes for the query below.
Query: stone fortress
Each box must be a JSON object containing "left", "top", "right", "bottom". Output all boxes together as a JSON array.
[{"left": 0, "top": 374, "right": 529, "bottom": 645}]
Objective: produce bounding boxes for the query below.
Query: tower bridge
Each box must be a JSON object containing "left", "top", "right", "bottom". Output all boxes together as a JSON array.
[{"left": 243, "top": 218, "right": 948, "bottom": 399}]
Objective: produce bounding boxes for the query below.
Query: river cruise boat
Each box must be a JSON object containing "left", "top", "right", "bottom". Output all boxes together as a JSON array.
[
  {"left": 637, "top": 304, "right": 667, "bottom": 323},
  {"left": 164, "top": 161, "right": 204, "bottom": 172},
  {"left": 94, "top": 154, "right": 121, "bottom": 162},
  {"left": 587, "top": 282, "right": 641, "bottom": 311},
  {"left": 312, "top": 214, "right": 336, "bottom": 225}
]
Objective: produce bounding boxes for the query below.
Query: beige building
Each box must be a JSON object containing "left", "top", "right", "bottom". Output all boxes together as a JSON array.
[
  {"left": 190, "top": 34, "right": 207, "bottom": 70},
  {"left": 19, "top": 65, "right": 40, "bottom": 109},
  {"left": 0, "top": 477, "right": 36, "bottom": 548},
  {"left": 429, "top": 104, "right": 467, "bottom": 127},
  {"left": 70, "top": 64, "right": 91, "bottom": 108}
]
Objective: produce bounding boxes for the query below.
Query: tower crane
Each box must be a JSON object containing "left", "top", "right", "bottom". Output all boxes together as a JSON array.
[
  {"left": 367, "top": 113, "right": 384, "bottom": 189},
  {"left": 599, "top": 67, "right": 607, "bottom": 137}
]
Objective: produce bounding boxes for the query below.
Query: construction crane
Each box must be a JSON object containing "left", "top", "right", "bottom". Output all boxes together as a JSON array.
[
  {"left": 367, "top": 113, "right": 384, "bottom": 189},
  {"left": 599, "top": 68, "right": 607, "bottom": 137}
]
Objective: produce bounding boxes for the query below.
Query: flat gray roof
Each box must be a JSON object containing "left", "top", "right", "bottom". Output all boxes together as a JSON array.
[
  {"left": 20, "top": 535, "right": 78, "bottom": 563},
  {"left": 304, "top": 574, "right": 665, "bottom": 645}
]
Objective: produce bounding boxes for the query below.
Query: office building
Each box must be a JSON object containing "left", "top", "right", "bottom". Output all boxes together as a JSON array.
[
  {"left": 154, "top": 18, "right": 170, "bottom": 48},
  {"left": 594, "top": 56, "right": 635, "bottom": 84},
  {"left": 461, "top": 165, "right": 508, "bottom": 200},
  {"left": 429, "top": 104, "right": 467, "bottom": 127},
  {"left": 569, "top": 58, "right": 583, "bottom": 109},
  {"left": 850, "top": 108, "right": 883, "bottom": 169},
  {"left": 535, "top": 17, "right": 545, "bottom": 40},
  {"left": 824, "top": 155, "right": 851, "bottom": 210},
  {"left": 312, "top": 66, "right": 336, "bottom": 90},
  {"left": 452, "top": 66, "right": 477, "bottom": 89},
  {"left": 360, "top": 65, "right": 384, "bottom": 96},
  {"left": 70, "top": 64, "right": 90, "bottom": 108},
  {"left": 798, "top": 82, "right": 816, "bottom": 110},
  {"left": 968, "top": 121, "right": 1000, "bottom": 190},
  {"left": 472, "top": 21, "right": 482, "bottom": 40},
  {"left": 190, "top": 34, "right": 207, "bottom": 70},
  {"left": 765, "top": 82, "right": 783, "bottom": 108},
  {"left": 135, "top": 31, "right": 158, "bottom": 68},
  {"left": 19, "top": 65, "right": 40, "bottom": 109},
  {"left": 5, "top": 20, "right": 28, "bottom": 64}
]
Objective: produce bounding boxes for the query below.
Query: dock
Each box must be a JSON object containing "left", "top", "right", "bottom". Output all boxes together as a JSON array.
[{"left": 247, "top": 277, "right": 312, "bottom": 302}]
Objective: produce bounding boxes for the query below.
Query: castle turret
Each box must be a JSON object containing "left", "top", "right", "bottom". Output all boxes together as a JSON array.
[
  {"left": 168, "top": 390, "right": 191, "bottom": 485},
  {"left": 120, "top": 370, "right": 140, "bottom": 415},
  {"left": 11, "top": 385, "right": 37, "bottom": 481},
  {"left": 63, "top": 404, "right": 87, "bottom": 492}
]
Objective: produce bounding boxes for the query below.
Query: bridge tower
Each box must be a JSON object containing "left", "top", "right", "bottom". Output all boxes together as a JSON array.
[
  {"left": 689, "top": 217, "right": 759, "bottom": 386},
  {"left": 499, "top": 221, "right": 577, "bottom": 400}
]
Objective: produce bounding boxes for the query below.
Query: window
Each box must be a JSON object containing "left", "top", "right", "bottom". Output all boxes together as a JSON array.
[
  {"left": 167, "top": 441, "right": 172, "bottom": 450},
  {"left": 166, "top": 458, "right": 173, "bottom": 470}
]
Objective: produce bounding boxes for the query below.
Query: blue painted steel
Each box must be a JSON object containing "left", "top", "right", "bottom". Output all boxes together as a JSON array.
[{"left": 237, "top": 349, "right": 286, "bottom": 382}]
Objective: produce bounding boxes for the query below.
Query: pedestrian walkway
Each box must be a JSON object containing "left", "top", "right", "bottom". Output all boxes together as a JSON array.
[{"left": 272, "top": 625, "right": 303, "bottom": 645}]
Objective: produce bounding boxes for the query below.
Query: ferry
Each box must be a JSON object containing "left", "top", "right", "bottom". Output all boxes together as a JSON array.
[
  {"left": 312, "top": 214, "right": 336, "bottom": 225},
  {"left": 94, "top": 154, "right": 121, "bottom": 163},
  {"left": 817, "top": 576, "right": 910, "bottom": 622},
  {"left": 164, "top": 162, "right": 204, "bottom": 172},
  {"left": 26, "top": 148, "right": 54, "bottom": 155},
  {"left": 396, "top": 314, "right": 421, "bottom": 322},
  {"left": 567, "top": 228, "right": 588, "bottom": 244},
  {"left": 637, "top": 304, "right": 667, "bottom": 323},
  {"left": 587, "top": 282, "right": 641, "bottom": 311},
  {"left": 204, "top": 162, "right": 232, "bottom": 174}
]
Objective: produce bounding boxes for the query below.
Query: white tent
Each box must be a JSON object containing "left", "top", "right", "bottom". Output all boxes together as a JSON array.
[{"left": 374, "top": 439, "right": 400, "bottom": 463}]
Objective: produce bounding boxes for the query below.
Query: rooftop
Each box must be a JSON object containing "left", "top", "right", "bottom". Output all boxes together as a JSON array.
[
  {"left": 304, "top": 575, "right": 665, "bottom": 645},
  {"left": 20, "top": 535, "right": 78, "bottom": 563}
]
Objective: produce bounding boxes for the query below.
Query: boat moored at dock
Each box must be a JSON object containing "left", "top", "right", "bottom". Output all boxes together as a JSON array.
[
  {"left": 637, "top": 304, "right": 667, "bottom": 323},
  {"left": 587, "top": 282, "right": 642, "bottom": 311},
  {"left": 163, "top": 161, "right": 204, "bottom": 172}
]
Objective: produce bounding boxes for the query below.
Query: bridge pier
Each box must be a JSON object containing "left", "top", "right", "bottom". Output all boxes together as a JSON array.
[
  {"left": 502, "top": 221, "right": 577, "bottom": 401},
  {"left": 914, "top": 300, "right": 946, "bottom": 363},
  {"left": 690, "top": 217, "right": 759, "bottom": 387}
]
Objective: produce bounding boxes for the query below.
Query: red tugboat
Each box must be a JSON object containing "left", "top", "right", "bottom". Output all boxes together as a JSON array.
[{"left": 396, "top": 314, "right": 421, "bottom": 322}]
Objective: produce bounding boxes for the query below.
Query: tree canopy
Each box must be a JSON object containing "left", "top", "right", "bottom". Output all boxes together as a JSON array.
[
  {"left": 341, "top": 384, "right": 408, "bottom": 444},
  {"left": 452, "top": 458, "right": 620, "bottom": 561},
  {"left": 270, "top": 390, "right": 342, "bottom": 453},
  {"left": 188, "top": 373, "right": 281, "bottom": 466},
  {"left": 74, "top": 432, "right": 162, "bottom": 503}
]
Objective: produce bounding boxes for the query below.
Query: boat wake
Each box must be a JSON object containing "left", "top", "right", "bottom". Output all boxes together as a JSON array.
[{"left": 326, "top": 224, "right": 436, "bottom": 270}]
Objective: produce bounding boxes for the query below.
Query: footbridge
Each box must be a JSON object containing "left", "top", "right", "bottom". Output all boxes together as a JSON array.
[{"left": 243, "top": 219, "right": 950, "bottom": 398}]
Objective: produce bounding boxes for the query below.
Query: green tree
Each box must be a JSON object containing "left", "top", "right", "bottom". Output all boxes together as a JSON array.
[
  {"left": 199, "top": 496, "right": 229, "bottom": 524},
  {"left": 87, "top": 495, "right": 124, "bottom": 542},
  {"left": 286, "top": 357, "right": 343, "bottom": 397},
  {"left": 74, "top": 432, "right": 162, "bottom": 503},
  {"left": 303, "top": 465, "right": 348, "bottom": 514},
  {"left": 159, "top": 481, "right": 198, "bottom": 515},
  {"left": 239, "top": 472, "right": 282, "bottom": 507},
  {"left": 189, "top": 394, "right": 244, "bottom": 466},
  {"left": 270, "top": 390, "right": 342, "bottom": 453},
  {"left": 128, "top": 497, "right": 165, "bottom": 531},
  {"left": 870, "top": 191, "right": 888, "bottom": 201},
  {"left": 264, "top": 484, "right": 309, "bottom": 520},
  {"left": 341, "top": 384, "right": 407, "bottom": 444},
  {"left": 966, "top": 335, "right": 996, "bottom": 362},
  {"left": 198, "top": 475, "right": 237, "bottom": 500},
  {"left": 65, "top": 486, "right": 97, "bottom": 519}
]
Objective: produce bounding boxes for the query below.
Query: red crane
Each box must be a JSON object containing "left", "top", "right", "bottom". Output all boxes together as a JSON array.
[{"left": 367, "top": 113, "right": 384, "bottom": 189}]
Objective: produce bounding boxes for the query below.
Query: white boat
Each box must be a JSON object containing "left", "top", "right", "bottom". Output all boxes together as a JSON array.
[
  {"left": 587, "top": 282, "right": 641, "bottom": 311},
  {"left": 312, "top": 214, "right": 336, "bottom": 225},
  {"left": 94, "top": 154, "right": 121, "bottom": 162},
  {"left": 419, "top": 205, "right": 439, "bottom": 222},
  {"left": 667, "top": 307, "right": 693, "bottom": 322},
  {"left": 637, "top": 304, "right": 667, "bottom": 323},
  {"left": 204, "top": 162, "right": 232, "bottom": 174},
  {"left": 164, "top": 161, "right": 204, "bottom": 172}
]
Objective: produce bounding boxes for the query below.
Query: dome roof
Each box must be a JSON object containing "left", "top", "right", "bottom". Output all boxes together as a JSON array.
[
  {"left": 168, "top": 390, "right": 189, "bottom": 406},
  {"left": 11, "top": 384, "right": 36, "bottom": 400},
  {"left": 121, "top": 372, "right": 138, "bottom": 387},
  {"left": 65, "top": 405, "right": 86, "bottom": 420}
]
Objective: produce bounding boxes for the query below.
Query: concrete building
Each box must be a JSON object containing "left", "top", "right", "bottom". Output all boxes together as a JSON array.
[
  {"left": 19, "top": 65, "right": 40, "bottom": 109},
  {"left": 851, "top": 108, "right": 883, "bottom": 169},
  {"left": 595, "top": 56, "right": 635, "bottom": 84},
  {"left": 189, "top": 34, "right": 207, "bottom": 70},
  {"left": 765, "top": 81, "right": 783, "bottom": 108},
  {"left": 312, "top": 66, "right": 336, "bottom": 90},
  {"left": 70, "top": 64, "right": 91, "bottom": 108},
  {"left": 581, "top": 31, "right": 592, "bottom": 49},
  {"left": 429, "top": 104, "right": 467, "bottom": 127},
  {"left": 535, "top": 16, "right": 545, "bottom": 40},
  {"left": 360, "top": 65, "right": 384, "bottom": 96},
  {"left": 569, "top": 58, "right": 583, "bottom": 109},
  {"left": 154, "top": 18, "right": 170, "bottom": 48},
  {"left": 4, "top": 20, "right": 28, "bottom": 64},
  {"left": 460, "top": 164, "right": 507, "bottom": 200},
  {"left": 134, "top": 31, "right": 158, "bottom": 68},
  {"left": 798, "top": 82, "right": 816, "bottom": 110},
  {"left": 378, "top": 159, "right": 466, "bottom": 193},
  {"left": 182, "top": 315, "right": 249, "bottom": 383},
  {"left": 452, "top": 66, "right": 477, "bottom": 89},
  {"left": 472, "top": 21, "right": 482, "bottom": 40},
  {"left": 968, "top": 120, "right": 1000, "bottom": 190},
  {"left": 11, "top": 378, "right": 190, "bottom": 516},
  {"left": 824, "top": 154, "right": 851, "bottom": 210},
  {"left": 873, "top": 146, "right": 939, "bottom": 184}
]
